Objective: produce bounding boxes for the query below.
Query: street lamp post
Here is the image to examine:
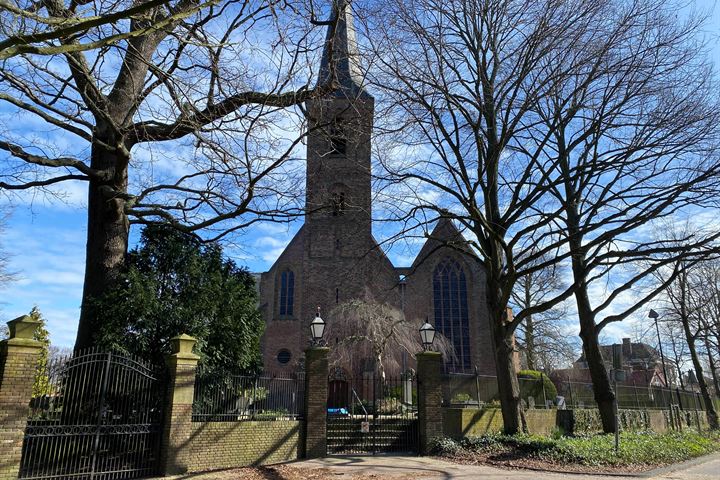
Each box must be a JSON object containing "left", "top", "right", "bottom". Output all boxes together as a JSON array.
[
  {"left": 649, "top": 308, "right": 674, "bottom": 427},
  {"left": 649, "top": 309, "right": 670, "bottom": 389}
]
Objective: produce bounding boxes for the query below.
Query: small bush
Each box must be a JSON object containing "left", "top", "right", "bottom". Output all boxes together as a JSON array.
[
  {"left": 517, "top": 370, "right": 557, "bottom": 405},
  {"left": 452, "top": 393, "right": 472, "bottom": 403},
  {"left": 430, "top": 437, "right": 462, "bottom": 455}
]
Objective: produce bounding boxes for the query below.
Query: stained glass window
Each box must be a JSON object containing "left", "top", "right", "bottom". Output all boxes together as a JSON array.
[
  {"left": 433, "top": 258, "right": 470, "bottom": 370},
  {"left": 279, "top": 270, "right": 295, "bottom": 317}
]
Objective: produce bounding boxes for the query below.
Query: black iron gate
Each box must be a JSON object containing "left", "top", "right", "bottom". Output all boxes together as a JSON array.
[
  {"left": 327, "top": 370, "right": 418, "bottom": 455},
  {"left": 19, "top": 349, "right": 166, "bottom": 480}
]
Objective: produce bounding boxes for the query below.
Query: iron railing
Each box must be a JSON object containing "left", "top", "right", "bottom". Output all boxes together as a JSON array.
[
  {"left": 19, "top": 348, "right": 165, "bottom": 480},
  {"left": 442, "top": 369, "right": 718, "bottom": 412},
  {"left": 192, "top": 368, "right": 304, "bottom": 421},
  {"left": 326, "top": 373, "right": 418, "bottom": 455}
]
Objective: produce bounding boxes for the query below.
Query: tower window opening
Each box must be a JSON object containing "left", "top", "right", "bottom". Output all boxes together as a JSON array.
[
  {"left": 329, "top": 125, "right": 347, "bottom": 155},
  {"left": 332, "top": 192, "right": 346, "bottom": 216},
  {"left": 336, "top": 287, "right": 339, "bottom": 304}
]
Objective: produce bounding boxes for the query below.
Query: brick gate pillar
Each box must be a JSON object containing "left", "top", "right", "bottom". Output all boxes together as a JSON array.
[
  {"left": 0, "top": 315, "right": 42, "bottom": 480},
  {"left": 303, "top": 346, "right": 329, "bottom": 459},
  {"left": 160, "top": 334, "right": 199, "bottom": 475},
  {"left": 416, "top": 351, "right": 443, "bottom": 455}
]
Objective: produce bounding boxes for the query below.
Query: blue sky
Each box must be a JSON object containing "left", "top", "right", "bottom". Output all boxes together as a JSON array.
[{"left": 1, "top": 1, "right": 719, "bottom": 350}]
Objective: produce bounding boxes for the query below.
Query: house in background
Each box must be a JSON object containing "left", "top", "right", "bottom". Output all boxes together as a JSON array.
[{"left": 551, "top": 337, "right": 668, "bottom": 388}]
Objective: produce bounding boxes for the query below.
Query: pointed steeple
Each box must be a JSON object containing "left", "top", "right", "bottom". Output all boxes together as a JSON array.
[{"left": 317, "top": 0, "right": 370, "bottom": 97}]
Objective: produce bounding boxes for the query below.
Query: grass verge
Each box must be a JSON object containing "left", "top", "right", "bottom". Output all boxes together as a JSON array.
[{"left": 432, "top": 430, "right": 720, "bottom": 470}]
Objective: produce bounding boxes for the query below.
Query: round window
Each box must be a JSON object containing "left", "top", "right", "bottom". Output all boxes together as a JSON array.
[{"left": 277, "top": 349, "right": 292, "bottom": 365}]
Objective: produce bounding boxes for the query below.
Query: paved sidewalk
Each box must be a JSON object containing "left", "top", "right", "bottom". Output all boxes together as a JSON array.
[
  {"left": 162, "top": 453, "right": 720, "bottom": 480},
  {"left": 294, "top": 455, "right": 619, "bottom": 479},
  {"left": 647, "top": 453, "right": 720, "bottom": 479},
  {"left": 294, "top": 453, "right": 720, "bottom": 479}
]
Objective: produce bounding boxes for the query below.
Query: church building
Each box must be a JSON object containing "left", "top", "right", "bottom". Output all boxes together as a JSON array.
[{"left": 259, "top": 1, "right": 495, "bottom": 376}]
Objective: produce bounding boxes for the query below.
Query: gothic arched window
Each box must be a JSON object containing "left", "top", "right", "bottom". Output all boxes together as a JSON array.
[
  {"left": 433, "top": 258, "right": 470, "bottom": 370},
  {"left": 279, "top": 270, "right": 295, "bottom": 317}
]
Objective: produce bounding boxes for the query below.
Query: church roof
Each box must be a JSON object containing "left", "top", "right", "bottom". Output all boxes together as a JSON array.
[
  {"left": 410, "top": 217, "right": 470, "bottom": 269},
  {"left": 317, "top": 0, "right": 372, "bottom": 99}
]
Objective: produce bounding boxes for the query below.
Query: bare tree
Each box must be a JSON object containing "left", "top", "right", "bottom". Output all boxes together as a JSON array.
[
  {"left": 368, "top": 0, "right": 614, "bottom": 434},
  {"left": 660, "top": 261, "right": 719, "bottom": 429},
  {"left": 529, "top": 0, "right": 720, "bottom": 432},
  {"left": 0, "top": 1, "right": 197, "bottom": 59},
  {"left": 693, "top": 259, "right": 720, "bottom": 394},
  {"left": 660, "top": 319, "right": 687, "bottom": 389},
  {"left": 0, "top": 0, "right": 343, "bottom": 349},
  {"left": 510, "top": 252, "right": 575, "bottom": 372},
  {"left": 367, "top": 0, "right": 720, "bottom": 433},
  {"left": 326, "top": 299, "right": 454, "bottom": 381}
]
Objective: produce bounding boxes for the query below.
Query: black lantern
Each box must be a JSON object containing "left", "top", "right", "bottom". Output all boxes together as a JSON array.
[
  {"left": 310, "top": 307, "right": 326, "bottom": 345},
  {"left": 419, "top": 319, "right": 435, "bottom": 351}
]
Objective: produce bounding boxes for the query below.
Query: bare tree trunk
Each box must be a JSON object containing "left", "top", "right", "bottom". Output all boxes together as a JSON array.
[
  {"left": 525, "top": 282, "right": 536, "bottom": 371},
  {"left": 704, "top": 337, "right": 720, "bottom": 396},
  {"left": 560, "top": 134, "right": 615, "bottom": 433},
  {"left": 578, "top": 302, "right": 616, "bottom": 433},
  {"left": 682, "top": 320, "right": 719, "bottom": 429},
  {"left": 76, "top": 133, "right": 130, "bottom": 350},
  {"left": 487, "top": 283, "right": 522, "bottom": 434}
]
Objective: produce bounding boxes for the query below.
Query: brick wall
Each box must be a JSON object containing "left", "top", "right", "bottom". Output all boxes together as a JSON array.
[
  {"left": 443, "top": 407, "right": 708, "bottom": 440},
  {"left": 174, "top": 420, "right": 301, "bottom": 473},
  {"left": 161, "top": 334, "right": 305, "bottom": 475}
]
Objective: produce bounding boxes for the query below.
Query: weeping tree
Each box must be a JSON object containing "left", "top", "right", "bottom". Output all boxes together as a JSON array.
[
  {"left": 368, "top": 0, "right": 720, "bottom": 433},
  {"left": 326, "top": 299, "right": 454, "bottom": 381},
  {"left": 0, "top": 0, "right": 344, "bottom": 349}
]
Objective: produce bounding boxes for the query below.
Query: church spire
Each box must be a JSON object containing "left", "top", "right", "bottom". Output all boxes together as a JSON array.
[{"left": 317, "top": 0, "right": 369, "bottom": 97}]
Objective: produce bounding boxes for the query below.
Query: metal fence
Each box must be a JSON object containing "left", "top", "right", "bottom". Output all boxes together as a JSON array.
[
  {"left": 19, "top": 348, "right": 165, "bottom": 480},
  {"left": 557, "top": 380, "right": 709, "bottom": 411},
  {"left": 192, "top": 368, "right": 304, "bottom": 422},
  {"left": 326, "top": 373, "right": 418, "bottom": 455},
  {"left": 442, "top": 370, "right": 718, "bottom": 411}
]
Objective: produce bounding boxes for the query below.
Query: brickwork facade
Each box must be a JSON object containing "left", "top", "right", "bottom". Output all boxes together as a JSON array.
[
  {"left": 0, "top": 316, "right": 42, "bottom": 480},
  {"left": 259, "top": 1, "right": 496, "bottom": 378}
]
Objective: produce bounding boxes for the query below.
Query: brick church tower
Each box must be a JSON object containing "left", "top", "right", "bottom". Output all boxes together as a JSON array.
[
  {"left": 259, "top": 0, "right": 400, "bottom": 372},
  {"left": 259, "top": 0, "right": 497, "bottom": 376}
]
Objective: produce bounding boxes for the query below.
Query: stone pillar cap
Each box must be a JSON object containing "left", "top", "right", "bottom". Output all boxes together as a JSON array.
[
  {"left": 170, "top": 334, "right": 198, "bottom": 355},
  {"left": 416, "top": 350, "right": 442, "bottom": 359},
  {"left": 7, "top": 315, "right": 41, "bottom": 340}
]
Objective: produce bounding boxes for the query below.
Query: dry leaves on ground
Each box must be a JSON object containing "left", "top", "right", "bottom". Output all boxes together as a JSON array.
[{"left": 171, "top": 465, "right": 421, "bottom": 480}]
